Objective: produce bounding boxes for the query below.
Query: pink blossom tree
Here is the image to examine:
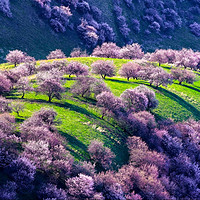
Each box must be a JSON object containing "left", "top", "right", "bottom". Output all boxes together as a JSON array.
[
  {"left": 6, "top": 50, "right": 26, "bottom": 67},
  {"left": 92, "top": 42, "right": 120, "bottom": 58},
  {"left": 145, "top": 67, "right": 173, "bottom": 87},
  {"left": 0, "top": 73, "right": 12, "bottom": 95},
  {"left": 15, "top": 77, "right": 33, "bottom": 98},
  {"left": 36, "top": 78, "right": 65, "bottom": 102},
  {"left": 70, "top": 76, "right": 110, "bottom": 98},
  {"left": 120, "top": 89, "right": 148, "bottom": 112},
  {"left": 133, "top": 85, "right": 159, "bottom": 110},
  {"left": 66, "top": 174, "right": 94, "bottom": 198},
  {"left": 70, "top": 47, "right": 88, "bottom": 57},
  {"left": 171, "top": 68, "right": 196, "bottom": 84},
  {"left": 88, "top": 140, "right": 115, "bottom": 170},
  {"left": 118, "top": 62, "right": 141, "bottom": 81},
  {"left": 91, "top": 60, "right": 116, "bottom": 79},
  {"left": 150, "top": 49, "right": 168, "bottom": 66},
  {"left": 96, "top": 91, "right": 124, "bottom": 119},
  {"left": 64, "top": 61, "right": 89, "bottom": 77},
  {"left": 46, "top": 49, "right": 66, "bottom": 60},
  {"left": 0, "top": 96, "right": 11, "bottom": 113},
  {"left": 120, "top": 43, "right": 144, "bottom": 60}
]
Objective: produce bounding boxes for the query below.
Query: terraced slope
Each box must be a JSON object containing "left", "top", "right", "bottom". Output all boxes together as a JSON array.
[{"left": 1, "top": 57, "right": 200, "bottom": 167}]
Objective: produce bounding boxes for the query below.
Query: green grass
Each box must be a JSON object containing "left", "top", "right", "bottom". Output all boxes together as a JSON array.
[{"left": 1, "top": 57, "right": 200, "bottom": 167}]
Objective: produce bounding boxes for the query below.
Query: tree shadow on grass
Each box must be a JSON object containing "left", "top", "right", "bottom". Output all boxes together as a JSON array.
[
  {"left": 18, "top": 98, "right": 100, "bottom": 121},
  {"left": 156, "top": 87, "right": 200, "bottom": 120},
  {"left": 59, "top": 130, "right": 90, "bottom": 161},
  {"left": 178, "top": 83, "right": 200, "bottom": 93}
]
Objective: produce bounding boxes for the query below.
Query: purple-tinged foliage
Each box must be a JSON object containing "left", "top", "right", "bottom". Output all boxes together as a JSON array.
[
  {"left": 6, "top": 157, "right": 36, "bottom": 193},
  {"left": 91, "top": 60, "right": 116, "bottom": 79},
  {"left": 50, "top": 6, "right": 72, "bottom": 32},
  {"left": 171, "top": 68, "right": 196, "bottom": 84},
  {"left": 77, "top": 1, "right": 90, "bottom": 14},
  {"left": 94, "top": 171, "right": 125, "bottom": 200},
  {"left": 0, "top": 0, "right": 12, "bottom": 17},
  {"left": 64, "top": 61, "right": 89, "bottom": 77},
  {"left": 20, "top": 107, "right": 58, "bottom": 133},
  {"left": 38, "top": 183, "right": 68, "bottom": 200},
  {"left": 120, "top": 43, "right": 144, "bottom": 59},
  {"left": 6, "top": 50, "right": 26, "bottom": 67},
  {"left": 127, "top": 136, "right": 167, "bottom": 170},
  {"left": 190, "top": 22, "right": 200, "bottom": 37},
  {"left": 88, "top": 140, "right": 115, "bottom": 170},
  {"left": 92, "top": 42, "right": 120, "bottom": 58},
  {"left": 70, "top": 47, "right": 88, "bottom": 57},
  {"left": 118, "top": 62, "right": 141, "bottom": 81},
  {"left": 15, "top": 77, "right": 33, "bottom": 99},
  {"left": 91, "top": 6, "right": 102, "bottom": 21},
  {"left": 98, "top": 23, "right": 115, "bottom": 44},
  {"left": 133, "top": 85, "right": 158, "bottom": 110},
  {"left": 0, "top": 181, "right": 17, "bottom": 200},
  {"left": 36, "top": 77, "right": 65, "bottom": 102},
  {"left": 71, "top": 76, "right": 110, "bottom": 98},
  {"left": 66, "top": 174, "right": 94, "bottom": 198},
  {"left": 120, "top": 89, "right": 148, "bottom": 112},
  {"left": 77, "top": 19, "right": 99, "bottom": 48},
  {"left": 131, "top": 19, "right": 140, "bottom": 33},
  {"left": 116, "top": 164, "right": 170, "bottom": 200},
  {"left": 117, "top": 15, "right": 130, "bottom": 38},
  {"left": 0, "top": 96, "right": 11, "bottom": 113},
  {"left": 47, "top": 49, "right": 66, "bottom": 60},
  {"left": 22, "top": 140, "right": 52, "bottom": 170},
  {"left": 0, "top": 73, "right": 12, "bottom": 95},
  {"left": 96, "top": 91, "right": 125, "bottom": 119}
]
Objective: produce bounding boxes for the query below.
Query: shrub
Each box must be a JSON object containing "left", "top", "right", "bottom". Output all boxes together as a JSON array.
[
  {"left": 189, "top": 22, "right": 200, "bottom": 37},
  {"left": 0, "top": 0, "right": 12, "bottom": 17}
]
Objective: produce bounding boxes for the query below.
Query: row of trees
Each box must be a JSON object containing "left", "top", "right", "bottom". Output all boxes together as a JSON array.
[
  {"left": 6, "top": 44, "right": 200, "bottom": 72},
  {"left": 3, "top": 51, "right": 196, "bottom": 106},
  {"left": 1, "top": 49, "right": 200, "bottom": 199}
]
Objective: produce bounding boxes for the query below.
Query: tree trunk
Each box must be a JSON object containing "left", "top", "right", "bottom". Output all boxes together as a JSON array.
[
  {"left": 48, "top": 96, "right": 52, "bottom": 102},
  {"left": 179, "top": 81, "right": 182, "bottom": 85},
  {"left": 127, "top": 77, "right": 129, "bottom": 81},
  {"left": 21, "top": 92, "right": 25, "bottom": 99}
]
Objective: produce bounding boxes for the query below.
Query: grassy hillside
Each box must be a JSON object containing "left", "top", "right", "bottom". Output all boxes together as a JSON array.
[
  {"left": 1, "top": 0, "right": 200, "bottom": 62},
  {"left": 1, "top": 57, "right": 200, "bottom": 168}
]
